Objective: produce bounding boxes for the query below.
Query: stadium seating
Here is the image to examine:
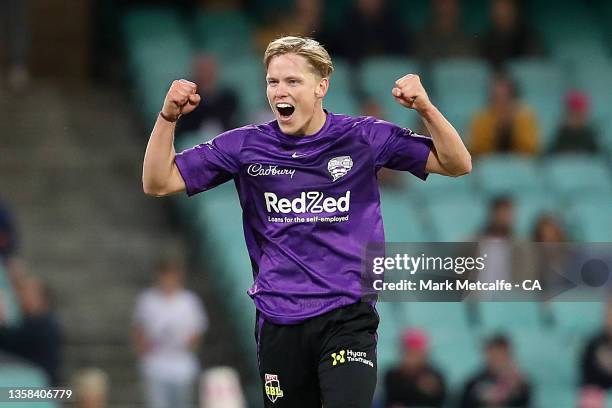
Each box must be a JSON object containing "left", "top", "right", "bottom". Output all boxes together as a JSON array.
[
  {"left": 325, "top": 58, "right": 359, "bottom": 116},
  {"left": 379, "top": 190, "right": 430, "bottom": 242},
  {"left": 514, "top": 192, "right": 560, "bottom": 239},
  {"left": 123, "top": 3, "right": 612, "bottom": 406},
  {"left": 431, "top": 58, "right": 490, "bottom": 136},
  {"left": 568, "top": 197, "right": 612, "bottom": 242},
  {"left": 0, "top": 264, "right": 21, "bottom": 326},
  {"left": 0, "top": 359, "right": 57, "bottom": 408},
  {"left": 543, "top": 155, "right": 612, "bottom": 198},
  {"left": 473, "top": 155, "right": 543, "bottom": 198},
  {"left": 360, "top": 57, "right": 421, "bottom": 128},
  {"left": 426, "top": 196, "right": 487, "bottom": 241},
  {"left": 192, "top": 10, "right": 255, "bottom": 61},
  {"left": 508, "top": 59, "right": 566, "bottom": 148}
]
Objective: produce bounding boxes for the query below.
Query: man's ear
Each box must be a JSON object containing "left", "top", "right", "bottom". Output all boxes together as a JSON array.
[{"left": 315, "top": 77, "right": 329, "bottom": 99}]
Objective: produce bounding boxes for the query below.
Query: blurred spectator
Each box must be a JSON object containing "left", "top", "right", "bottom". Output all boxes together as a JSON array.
[
  {"left": 201, "top": 366, "right": 247, "bottom": 408},
  {"left": 330, "top": 0, "right": 410, "bottom": 65},
  {"left": 384, "top": 328, "right": 446, "bottom": 407},
  {"left": 255, "top": 0, "right": 325, "bottom": 54},
  {"left": 460, "top": 334, "right": 531, "bottom": 408},
  {"left": 73, "top": 367, "right": 109, "bottom": 408},
  {"left": 415, "top": 0, "right": 477, "bottom": 63},
  {"left": 0, "top": 276, "right": 62, "bottom": 385},
  {"left": 475, "top": 196, "right": 515, "bottom": 290},
  {"left": 175, "top": 55, "right": 238, "bottom": 138},
  {"left": 481, "top": 195, "right": 514, "bottom": 240},
  {"left": 0, "top": 197, "right": 18, "bottom": 265},
  {"left": 470, "top": 73, "right": 539, "bottom": 156},
  {"left": 480, "top": 0, "right": 543, "bottom": 69},
  {"left": 532, "top": 214, "right": 566, "bottom": 242},
  {"left": 581, "top": 301, "right": 612, "bottom": 390},
  {"left": 550, "top": 90, "right": 599, "bottom": 154},
  {"left": 0, "top": 0, "right": 30, "bottom": 90},
  {"left": 132, "top": 257, "right": 208, "bottom": 408}
]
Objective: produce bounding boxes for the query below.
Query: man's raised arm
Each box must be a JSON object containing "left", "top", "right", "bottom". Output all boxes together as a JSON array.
[
  {"left": 142, "top": 79, "right": 201, "bottom": 196},
  {"left": 392, "top": 74, "right": 472, "bottom": 177}
]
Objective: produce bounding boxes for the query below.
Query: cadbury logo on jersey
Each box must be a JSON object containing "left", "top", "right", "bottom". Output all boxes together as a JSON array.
[
  {"left": 247, "top": 163, "right": 296, "bottom": 179},
  {"left": 328, "top": 156, "right": 353, "bottom": 181}
]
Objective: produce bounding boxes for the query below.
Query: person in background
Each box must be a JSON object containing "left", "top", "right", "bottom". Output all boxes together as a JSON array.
[
  {"left": 532, "top": 214, "right": 566, "bottom": 243},
  {"left": 0, "top": 0, "right": 30, "bottom": 90},
  {"left": 415, "top": 0, "right": 477, "bottom": 63},
  {"left": 470, "top": 73, "right": 539, "bottom": 156},
  {"left": 460, "top": 334, "right": 531, "bottom": 408},
  {"left": 384, "top": 328, "right": 446, "bottom": 408},
  {"left": 331, "top": 0, "right": 410, "bottom": 65},
  {"left": 175, "top": 54, "right": 238, "bottom": 138},
  {"left": 73, "top": 367, "right": 110, "bottom": 408},
  {"left": 254, "top": 0, "right": 324, "bottom": 54},
  {"left": 550, "top": 90, "right": 599, "bottom": 154},
  {"left": 480, "top": 0, "right": 543, "bottom": 69},
  {"left": 132, "top": 257, "right": 208, "bottom": 408},
  {"left": 581, "top": 301, "right": 612, "bottom": 391},
  {"left": 0, "top": 196, "right": 18, "bottom": 265},
  {"left": 0, "top": 275, "right": 63, "bottom": 386}
]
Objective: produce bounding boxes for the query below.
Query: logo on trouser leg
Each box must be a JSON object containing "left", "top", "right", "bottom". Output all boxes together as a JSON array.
[
  {"left": 331, "top": 350, "right": 346, "bottom": 366},
  {"left": 264, "top": 374, "right": 284, "bottom": 403},
  {"left": 331, "top": 349, "right": 374, "bottom": 368}
]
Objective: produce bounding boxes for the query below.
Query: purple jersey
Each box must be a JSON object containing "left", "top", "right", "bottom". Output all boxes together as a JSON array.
[{"left": 175, "top": 112, "right": 432, "bottom": 324}]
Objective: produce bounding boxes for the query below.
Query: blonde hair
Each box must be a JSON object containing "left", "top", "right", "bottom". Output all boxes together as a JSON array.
[{"left": 264, "top": 36, "right": 334, "bottom": 78}]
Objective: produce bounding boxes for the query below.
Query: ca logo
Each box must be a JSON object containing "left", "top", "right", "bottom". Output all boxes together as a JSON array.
[{"left": 331, "top": 350, "right": 346, "bottom": 366}]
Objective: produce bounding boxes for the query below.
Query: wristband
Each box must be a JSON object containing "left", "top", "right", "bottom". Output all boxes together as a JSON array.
[{"left": 159, "top": 111, "right": 180, "bottom": 123}]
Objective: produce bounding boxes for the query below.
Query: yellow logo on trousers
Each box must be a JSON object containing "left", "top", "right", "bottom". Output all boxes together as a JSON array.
[{"left": 331, "top": 350, "right": 346, "bottom": 366}]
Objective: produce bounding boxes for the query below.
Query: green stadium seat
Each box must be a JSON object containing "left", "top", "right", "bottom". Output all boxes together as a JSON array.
[
  {"left": 400, "top": 302, "right": 471, "bottom": 331},
  {"left": 391, "top": 0, "right": 430, "bottom": 30},
  {"left": 380, "top": 190, "right": 430, "bottom": 242},
  {"left": 478, "top": 302, "right": 544, "bottom": 331},
  {"left": 572, "top": 61, "right": 612, "bottom": 125},
  {"left": 0, "top": 264, "right": 21, "bottom": 326},
  {"left": 407, "top": 172, "right": 476, "bottom": 202},
  {"left": 0, "top": 363, "right": 56, "bottom": 408},
  {"left": 375, "top": 302, "right": 402, "bottom": 384},
  {"left": 192, "top": 10, "right": 255, "bottom": 60},
  {"left": 511, "top": 330, "right": 578, "bottom": 405},
  {"left": 550, "top": 301, "right": 603, "bottom": 340},
  {"left": 429, "top": 328, "right": 480, "bottom": 388},
  {"left": 432, "top": 59, "right": 490, "bottom": 136},
  {"left": 360, "top": 57, "right": 421, "bottom": 128},
  {"left": 474, "top": 155, "right": 543, "bottom": 198},
  {"left": 508, "top": 59, "right": 566, "bottom": 147},
  {"left": 217, "top": 57, "right": 268, "bottom": 122},
  {"left": 543, "top": 155, "right": 612, "bottom": 198},
  {"left": 326, "top": 59, "right": 359, "bottom": 116},
  {"left": 122, "top": 7, "right": 183, "bottom": 45},
  {"left": 427, "top": 196, "right": 487, "bottom": 241},
  {"left": 514, "top": 192, "right": 561, "bottom": 239},
  {"left": 568, "top": 198, "right": 612, "bottom": 242}
]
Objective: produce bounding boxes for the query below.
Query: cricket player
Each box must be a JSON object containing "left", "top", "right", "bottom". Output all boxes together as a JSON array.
[{"left": 142, "top": 36, "right": 471, "bottom": 407}]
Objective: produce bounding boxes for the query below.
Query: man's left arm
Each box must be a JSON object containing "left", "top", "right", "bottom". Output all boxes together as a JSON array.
[{"left": 392, "top": 74, "right": 472, "bottom": 177}]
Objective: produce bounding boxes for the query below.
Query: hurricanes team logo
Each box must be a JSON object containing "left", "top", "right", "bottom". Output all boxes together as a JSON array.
[
  {"left": 327, "top": 156, "right": 353, "bottom": 181},
  {"left": 264, "top": 373, "right": 284, "bottom": 403}
]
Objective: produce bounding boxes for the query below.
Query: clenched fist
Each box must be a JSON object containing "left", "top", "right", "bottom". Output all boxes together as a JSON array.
[
  {"left": 392, "top": 74, "right": 432, "bottom": 113},
  {"left": 160, "top": 79, "right": 202, "bottom": 122}
]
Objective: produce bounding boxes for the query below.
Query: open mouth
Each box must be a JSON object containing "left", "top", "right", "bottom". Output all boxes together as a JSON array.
[{"left": 276, "top": 103, "right": 295, "bottom": 119}]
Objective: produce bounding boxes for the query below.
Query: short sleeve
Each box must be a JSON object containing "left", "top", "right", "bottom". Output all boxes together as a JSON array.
[
  {"left": 365, "top": 118, "right": 433, "bottom": 180},
  {"left": 174, "top": 128, "right": 244, "bottom": 196}
]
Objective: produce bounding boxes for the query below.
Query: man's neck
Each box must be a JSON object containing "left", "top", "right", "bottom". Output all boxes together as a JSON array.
[{"left": 302, "top": 107, "right": 327, "bottom": 136}]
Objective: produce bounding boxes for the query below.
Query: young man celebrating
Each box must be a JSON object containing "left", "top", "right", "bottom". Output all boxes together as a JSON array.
[{"left": 142, "top": 36, "right": 471, "bottom": 407}]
